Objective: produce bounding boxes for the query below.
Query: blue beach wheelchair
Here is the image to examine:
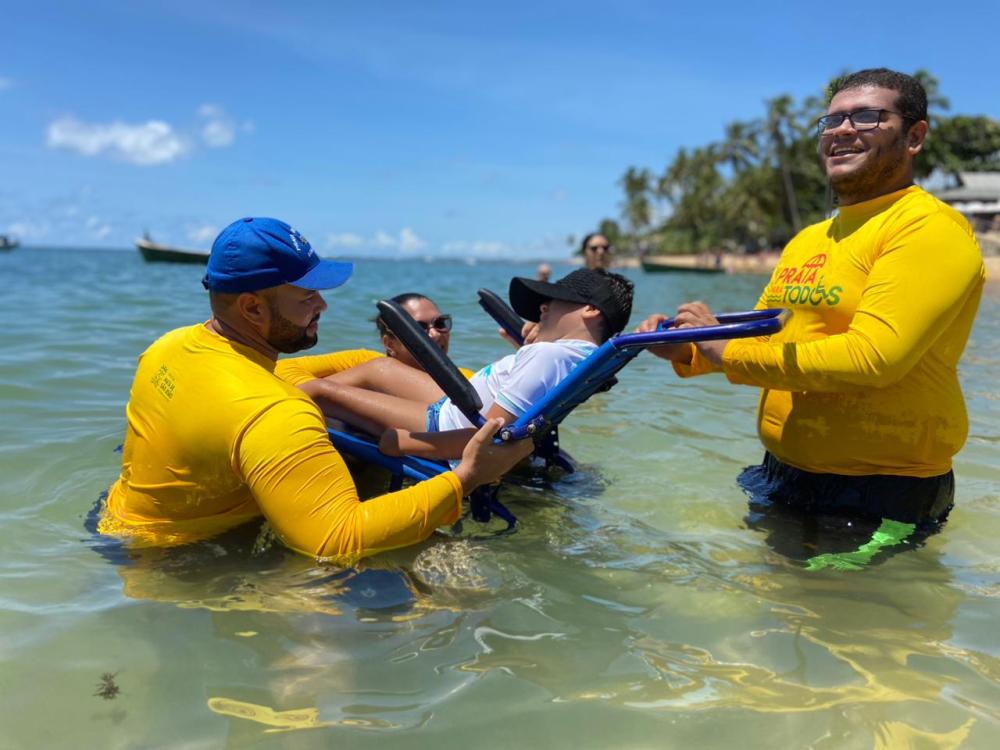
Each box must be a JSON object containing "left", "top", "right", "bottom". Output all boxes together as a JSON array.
[{"left": 328, "top": 290, "right": 789, "bottom": 529}]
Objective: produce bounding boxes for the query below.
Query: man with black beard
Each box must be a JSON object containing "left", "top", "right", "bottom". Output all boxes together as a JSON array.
[
  {"left": 99, "top": 217, "right": 532, "bottom": 562},
  {"left": 638, "top": 69, "right": 986, "bottom": 567}
]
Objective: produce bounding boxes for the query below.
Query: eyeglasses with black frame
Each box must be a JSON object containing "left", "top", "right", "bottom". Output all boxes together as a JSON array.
[
  {"left": 413, "top": 314, "right": 452, "bottom": 333},
  {"left": 816, "top": 108, "right": 909, "bottom": 135}
]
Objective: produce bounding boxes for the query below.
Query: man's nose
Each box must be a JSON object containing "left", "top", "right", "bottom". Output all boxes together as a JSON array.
[
  {"left": 829, "top": 117, "right": 857, "bottom": 136},
  {"left": 316, "top": 293, "right": 328, "bottom": 313}
]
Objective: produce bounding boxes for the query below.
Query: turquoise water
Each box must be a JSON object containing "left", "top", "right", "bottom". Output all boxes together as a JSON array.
[{"left": 2, "top": 246, "right": 998, "bottom": 748}]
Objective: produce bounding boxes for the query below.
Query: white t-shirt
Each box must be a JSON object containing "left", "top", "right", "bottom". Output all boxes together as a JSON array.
[{"left": 436, "top": 339, "right": 598, "bottom": 432}]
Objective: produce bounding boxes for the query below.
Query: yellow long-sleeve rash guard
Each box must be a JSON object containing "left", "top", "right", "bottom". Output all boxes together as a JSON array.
[
  {"left": 675, "top": 186, "right": 985, "bottom": 477},
  {"left": 99, "top": 325, "right": 462, "bottom": 562},
  {"left": 275, "top": 348, "right": 383, "bottom": 386},
  {"left": 276, "top": 349, "right": 476, "bottom": 384}
]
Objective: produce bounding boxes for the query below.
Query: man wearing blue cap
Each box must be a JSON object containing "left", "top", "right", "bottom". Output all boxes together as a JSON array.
[{"left": 98, "top": 217, "right": 532, "bottom": 561}]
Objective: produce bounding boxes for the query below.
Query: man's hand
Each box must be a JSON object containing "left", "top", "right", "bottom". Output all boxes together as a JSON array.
[
  {"left": 635, "top": 313, "right": 693, "bottom": 363},
  {"left": 672, "top": 301, "right": 719, "bottom": 328},
  {"left": 635, "top": 302, "right": 729, "bottom": 366},
  {"left": 451, "top": 418, "right": 535, "bottom": 493},
  {"left": 674, "top": 302, "right": 728, "bottom": 366}
]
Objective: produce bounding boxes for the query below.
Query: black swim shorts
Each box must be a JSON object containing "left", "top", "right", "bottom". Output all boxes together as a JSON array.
[{"left": 738, "top": 452, "right": 955, "bottom": 527}]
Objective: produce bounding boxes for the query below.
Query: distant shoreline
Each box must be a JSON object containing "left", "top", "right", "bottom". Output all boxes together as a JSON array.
[
  {"left": 10, "top": 244, "right": 999, "bottom": 280},
  {"left": 613, "top": 253, "right": 1000, "bottom": 280},
  {"left": 609, "top": 253, "right": 779, "bottom": 275}
]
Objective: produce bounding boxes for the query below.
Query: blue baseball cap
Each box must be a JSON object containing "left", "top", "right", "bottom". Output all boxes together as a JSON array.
[{"left": 202, "top": 217, "right": 353, "bottom": 293}]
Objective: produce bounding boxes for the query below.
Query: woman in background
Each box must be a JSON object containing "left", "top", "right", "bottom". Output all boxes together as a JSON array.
[
  {"left": 374, "top": 293, "right": 453, "bottom": 369},
  {"left": 580, "top": 233, "right": 614, "bottom": 270}
]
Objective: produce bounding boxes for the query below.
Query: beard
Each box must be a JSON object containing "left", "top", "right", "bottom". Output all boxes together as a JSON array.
[
  {"left": 827, "top": 129, "right": 909, "bottom": 201},
  {"left": 267, "top": 301, "right": 319, "bottom": 354}
]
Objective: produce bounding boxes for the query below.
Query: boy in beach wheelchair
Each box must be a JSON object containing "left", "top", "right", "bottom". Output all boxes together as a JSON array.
[{"left": 299, "top": 268, "right": 634, "bottom": 462}]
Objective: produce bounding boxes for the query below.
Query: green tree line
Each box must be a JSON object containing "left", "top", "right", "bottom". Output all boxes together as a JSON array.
[{"left": 594, "top": 71, "right": 1000, "bottom": 257}]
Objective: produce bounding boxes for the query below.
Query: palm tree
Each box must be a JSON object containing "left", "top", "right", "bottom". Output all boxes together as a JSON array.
[
  {"left": 913, "top": 70, "right": 950, "bottom": 113},
  {"left": 657, "top": 146, "right": 724, "bottom": 251},
  {"left": 765, "top": 95, "right": 802, "bottom": 234},
  {"left": 718, "top": 120, "right": 760, "bottom": 174},
  {"left": 620, "top": 167, "right": 653, "bottom": 237}
]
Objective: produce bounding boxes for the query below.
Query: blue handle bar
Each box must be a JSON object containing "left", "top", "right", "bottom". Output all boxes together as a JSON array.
[{"left": 617, "top": 308, "right": 789, "bottom": 349}]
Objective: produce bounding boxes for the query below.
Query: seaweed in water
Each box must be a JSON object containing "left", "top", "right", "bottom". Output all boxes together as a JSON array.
[{"left": 94, "top": 672, "right": 120, "bottom": 700}]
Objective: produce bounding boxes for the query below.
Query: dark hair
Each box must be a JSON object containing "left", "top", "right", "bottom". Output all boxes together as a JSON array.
[
  {"left": 595, "top": 269, "right": 634, "bottom": 342},
  {"left": 830, "top": 68, "right": 928, "bottom": 127},
  {"left": 373, "top": 293, "right": 435, "bottom": 337}
]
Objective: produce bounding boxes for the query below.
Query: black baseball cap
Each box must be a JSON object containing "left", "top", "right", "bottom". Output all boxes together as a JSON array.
[{"left": 508, "top": 268, "right": 632, "bottom": 335}]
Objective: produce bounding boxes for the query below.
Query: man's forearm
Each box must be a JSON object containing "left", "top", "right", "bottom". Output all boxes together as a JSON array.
[{"left": 383, "top": 428, "right": 476, "bottom": 460}]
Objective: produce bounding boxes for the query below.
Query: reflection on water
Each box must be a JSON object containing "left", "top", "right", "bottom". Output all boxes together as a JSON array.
[{"left": 1, "top": 248, "right": 999, "bottom": 748}]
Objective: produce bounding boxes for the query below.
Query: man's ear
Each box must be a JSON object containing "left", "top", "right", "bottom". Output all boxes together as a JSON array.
[
  {"left": 236, "top": 292, "right": 269, "bottom": 327},
  {"left": 906, "top": 119, "right": 928, "bottom": 156},
  {"left": 581, "top": 304, "right": 603, "bottom": 321}
]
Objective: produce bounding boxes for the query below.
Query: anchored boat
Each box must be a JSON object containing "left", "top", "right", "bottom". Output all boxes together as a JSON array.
[
  {"left": 136, "top": 235, "right": 210, "bottom": 264},
  {"left": 640, "top": 255, "right": 725, "bottom": 274}
]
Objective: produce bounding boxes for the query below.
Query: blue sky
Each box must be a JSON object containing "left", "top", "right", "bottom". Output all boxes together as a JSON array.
[{"left": 3, "top": 1, "right": 998, "bottom": 258}]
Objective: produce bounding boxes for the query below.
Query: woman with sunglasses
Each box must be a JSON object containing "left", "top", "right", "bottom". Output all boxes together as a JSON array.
[
  {"left": 580, "top": 233, "right": 614, "bottom": 270},
  {"left": 374, "top": 293, "right": 454, "bottom": 370}
]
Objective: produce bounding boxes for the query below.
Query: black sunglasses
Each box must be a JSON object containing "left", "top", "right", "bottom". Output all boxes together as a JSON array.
[
  {"left": 586, "top": 243, "right": 612, "bottom": 252},
  {"left": 816, "top": 108, "right": 908, "bottom": 134},
  {"left": 414, "top": 314, "right": 452, "bottom": 333}
]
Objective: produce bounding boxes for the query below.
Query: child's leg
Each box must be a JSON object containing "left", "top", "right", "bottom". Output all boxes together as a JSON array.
[
  {"left": 326, "top": 357, "right": 445, "bottom": 403},
  {"left": 301, "top": 380, "right": 431, "bottom": 434}
]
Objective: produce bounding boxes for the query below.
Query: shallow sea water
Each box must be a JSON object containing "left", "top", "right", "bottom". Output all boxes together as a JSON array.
[{"left": 1, "top": 247, "right": 998, "bottom": 749}]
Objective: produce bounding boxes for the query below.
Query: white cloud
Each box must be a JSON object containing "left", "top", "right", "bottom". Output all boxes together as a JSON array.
[
  {"left": 5, "top": 220, "right": 49, "bottom": 240},
  {"left": 85, "top": 215, "right": 113, "bottom": 240},
  {"left": 188, "top": 224, "right": 219, "bottom": 246},
  {"left": 202, "top": 120, "right": 235, "bottom": 147},
  {"left": 197, "top": 104, "right": 250, "bottom": 148},
  {"left": 326, "top": 232, "right": 364, "bottom": 248},
  {"left": 0, "top": 77, "right": 12, "bottom": 91},
  {"left": 370, "top": 228, "right": 426, "bottom": 252},
  {"left": 398, "top": 227, "right": 426, "bottom": 252},
  {"left": 46, "top": 117, "right": 187, "bottom": 166},
  {"left": 197, "top": 104, "right": 223, "bottom": 118},
  {"left": 322, "top": 228, "right": 428, "bottom": 254},
  {"left": 441, "top": 239, "right": 512, "bottom": 257}
]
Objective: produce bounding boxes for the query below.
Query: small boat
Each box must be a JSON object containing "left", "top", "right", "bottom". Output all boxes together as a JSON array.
[
  {"left": 0, "top": 235, "right": 19, "bottom": 251},
  {"left": 136, "top": 235, "right": 210, "bottom": 264},
  {"left": 640, "top": 256, "right": 725, "bottom": 274}
]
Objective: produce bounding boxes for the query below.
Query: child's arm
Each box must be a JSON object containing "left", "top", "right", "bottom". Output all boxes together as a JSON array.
[
  {"left": 498, "top": 321, "right": 541, "bottom": 349},
  {"left": 381, "top": 404, "right": 518, "bottom": 460}
]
